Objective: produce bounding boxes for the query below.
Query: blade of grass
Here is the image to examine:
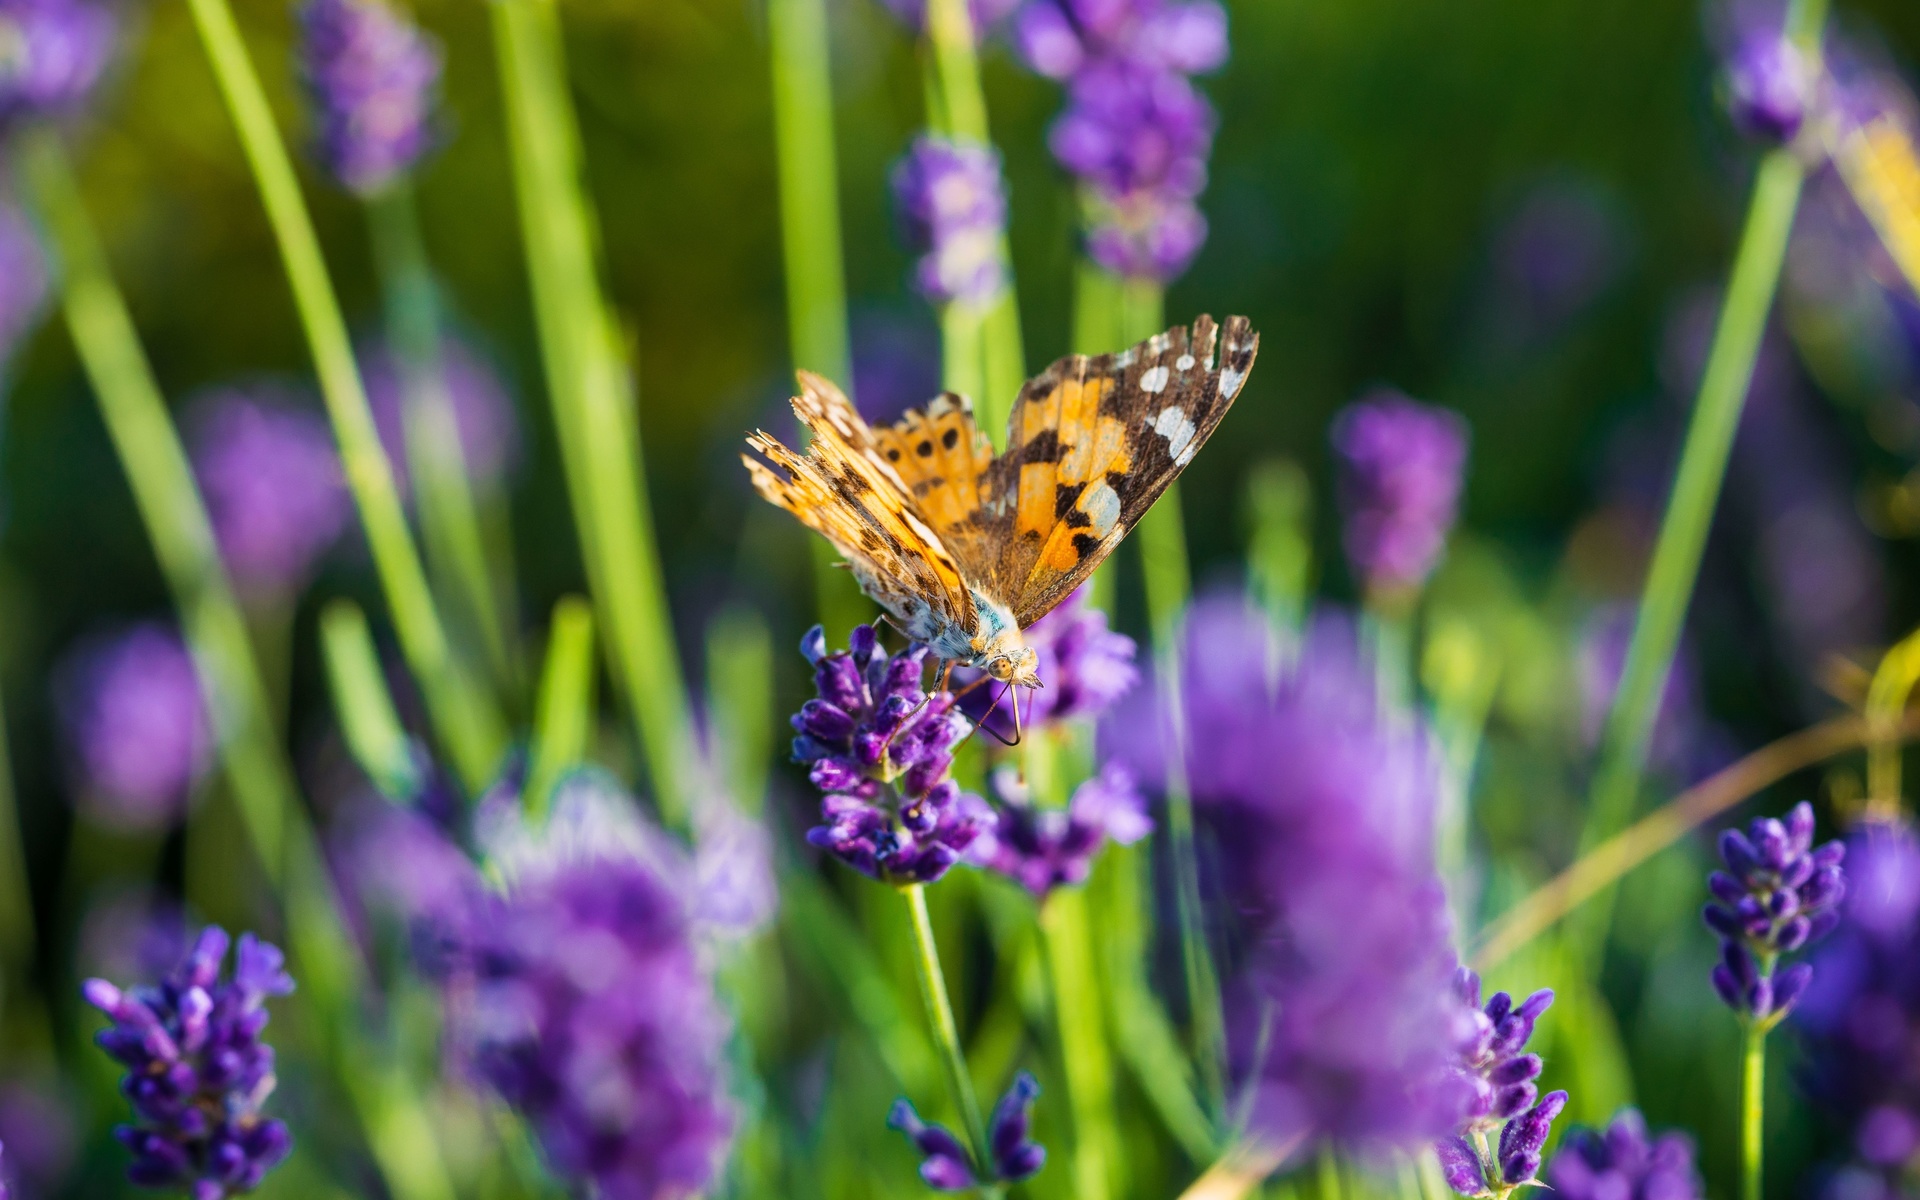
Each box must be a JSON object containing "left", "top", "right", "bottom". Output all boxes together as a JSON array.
[
  {"left": 524, "top": 596, "right": 597, "bottom": 819},
  {"left": 706, "top": 606, "right": 774, "bottom": 812},
  {"left": 490, "top": 0, "right": 697, "bottom": 827},
  {"left": 18, "top": 127, "right": 455, "bottom": 1200},
  {"left": 319, "top": 599, "right": 422, "bottom": 799},
  {"left": 183, "top": 0, "right": 506, "bottom": 792}
]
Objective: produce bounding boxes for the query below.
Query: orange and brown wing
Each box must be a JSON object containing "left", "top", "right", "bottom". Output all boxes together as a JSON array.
[
  {"left": 869, "top": 393, "right": 1002, "bottom": 580},
  {"left": 742, "top": 372, "right": 977, "bottom": 631},
  {"left": 982, "top": 315, "right": 1259, "bottom": 626}
]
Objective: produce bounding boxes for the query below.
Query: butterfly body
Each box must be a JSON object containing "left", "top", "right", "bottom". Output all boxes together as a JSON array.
[{"left": 745, "top": 315, "right": 1257, "bottom": 688}]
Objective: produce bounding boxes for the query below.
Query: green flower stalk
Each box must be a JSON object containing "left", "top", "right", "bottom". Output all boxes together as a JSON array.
[{"left": 183, "top": 0, "right": 507, "bottom": 792}]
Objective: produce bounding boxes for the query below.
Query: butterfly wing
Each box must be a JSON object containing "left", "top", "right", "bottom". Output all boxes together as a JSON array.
[
  {"left": 984, "top": 314, "right": 1259, "bottom": 627},
  {"left": 869, "top": 393, "right": 1003, "bottom": 581},
  {"left": 743, "top": 371, "right": 978, "bottom": 634}
]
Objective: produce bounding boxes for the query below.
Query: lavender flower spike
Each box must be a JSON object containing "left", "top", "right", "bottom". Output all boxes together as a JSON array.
[
  {"left": 970, "top": 763, "right": 1152, "bottom": 897},
  {"left": 891, "top": 137, "right": 1010, "bottom": 311},
  {"left": 84, "top": 926, "right": 295, "bottom": 1197},
  {"left": 1546, "top": 1109, "right": 1704, "bottom": 1200},
  {"left": 794, "top": 625, "right": 991, "bottom": 885},
  {"left": 1703, "top": 800, "right": 1845, "bottom": 1026},
  {"left": 888, "top": 1072, "right": 1046, "bottom": 1190},
  {"left": 298, "top": 0, "right": 441, "bottom": 195},
  {"left": 1437, "top": 969, "right": 1567, "bottom": 1197},
  {"left": 54, "top": 624, "right": 213, "bottom": 833},
  {"left": 1331, "top": 391, "right": 1470, "bottom": 601},
  {"left": 0, "top": 0, "right": 117, "bottom": 129}
]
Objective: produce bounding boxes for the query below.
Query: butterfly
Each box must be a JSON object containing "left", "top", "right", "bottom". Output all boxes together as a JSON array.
[{"left": 744, "top": 314, "right": 1258, "bottom": 708}]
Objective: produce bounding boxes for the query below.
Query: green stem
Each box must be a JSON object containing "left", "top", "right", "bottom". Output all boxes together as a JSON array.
[
  {"left": 181, "top": 0, "right": 504, "bottom": 792},
  {"left": 319, "top": 600, "right": 421, "bottom": 799},
  {"left": 903, "top": 883, "right": 993, "bottom": 1180},
  {"left": 1742, "top": 1024, "right": 1767, "bottom": 1200},
  {"left": 16, "top": 128, "right": 455, "bottom": 1200},
  {"left": 365, "top": 183, "right": 522, "bottom": 703},
  {"left": 1043, "top": 886, "right": 1121, "bottom": 1200},
  {"left": 491, "top": 0, "right": 698, "bottom": 827},
  {"left": 1570, "top": 74, "right": 1816, "bottom": 966},
  {"left": 524, "top": 596, "right": 597, "bottom": 819}
]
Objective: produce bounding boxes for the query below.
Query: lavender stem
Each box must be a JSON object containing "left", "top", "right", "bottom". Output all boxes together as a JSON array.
[
  {"left": 1741, "top": 1023, "right": 1766, "bottom": 1200},
  {"left": 903, "top": 882, "right": 997, "bottom": 1193}
]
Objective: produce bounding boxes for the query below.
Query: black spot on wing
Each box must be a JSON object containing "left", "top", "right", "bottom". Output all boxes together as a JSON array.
[
  {"left": 916, "top": 440, "right": 934, "bottom": 458},
  {"left": 1054, "top": 481, "right": 1087, "bottom": 518},
  {"left": 1019, "top": 429, "right": 1068, "bottom": 464},
  {"left": 941, "top": 427, "right": 959, "bottom": 449}
]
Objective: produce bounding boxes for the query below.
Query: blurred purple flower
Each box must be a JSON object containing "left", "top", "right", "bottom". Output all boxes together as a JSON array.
[
  {"left": 955, "top": 584, "right": 1137, "bottom": 737},
  {"left": 1015, "top": 0, "right": 1226, "bottom": 282},
  {"left": 187, "top": 388, "right": 350, "bottom": 601},
  {"left": 297, "top": 0, "right": 440, "bottom": 195},
  {"left": 0, "top": 1083, "right": 75, "bottom": 1199},
  {"left": 1723, "top": 25, "right": 1811, "bottom": 141},
  {"left": 969, "top": 762, "right": 1151, "bottom": 897},
  {"left": 1545, "top": 1109, "right": 1704, "bottom": 1200},
  {"left": 1107, "top": 595, "right": 1466, "bottom": 1154},
  {"left": 362, "top": 335, "right": 521, "bottom": 502},
  {"left": 891, "top": 137, "right": 1010, "bottom": 311},
  {"left": 850, "top": 313, "right": 941, "bottom": 425},
  {"left": 54, "top": 624, "right": 212, "bottom": 832},
  {"left": 1331, "top": 392, "right": 1470, "bottom": 598},
  {"left": 1704, "top": 800, "right": 1845, "bottom": 1022},
  {"left": 0, "top": 0, "right": 116, "bottom": 128},
  {"left": 888, "top": 1072, "right": 1045, "bottom": 1190},
  {"left": 792, "top": 624, "right": 991, "bottom": 884},
  {"left": 0, "top": 198, "right": 47, "bottom": 366},
  {"left": 447, "top": 791, "right": 735, "bottom": 1199},
  {"left": 878, "top": 0, "right": 1020, "bottom": 35},
  {"left": 1796, "top": 821, "right": 1920, "bottom": 1183},
  {"left": 83, "top": 926, "right": 295, "bottom": 1197}
]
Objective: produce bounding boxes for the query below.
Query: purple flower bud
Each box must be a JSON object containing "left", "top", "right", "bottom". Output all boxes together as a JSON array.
[
  {"left": 1435, "top": 1135, "right": 1486, "bottom": 1195},
  {"left": 1331, "top": 392, "right": 1470, "bottom": 596},
  {"left": 1724, "top": 27, "right": 1811, "bottom": 142},
  {"left": 1720, "top": 828, "right": 1759, "bottom": 876},
  {"left": 987, "top": 1072, "right": 1046, "bottom": 1181},
  {"left": 888, "top": 1100, "right": 978, "bottom": 1191},
  {"left": 1497, "top": 1090, "right": 1567, "bottom": 1186},
  {"left": 298, "top": 0, "right": 441, "bottom": 194},
  {"left": 54, "top": 624, "right": 212, "bottom": 832},
  {"left": 0, "top": 0, "right": 116, "bottom": 128},
  {"left": 891, "top": 137, "right": 1009, "bottom": 311}
]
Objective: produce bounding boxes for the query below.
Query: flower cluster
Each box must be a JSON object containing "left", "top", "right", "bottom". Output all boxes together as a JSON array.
[
  {"left": 1108, "top": 596, "right": 1466, "bottom": 1152},
  {"left": 1436, "top": 970, "right": 1567, "bottom": 1197},
  {"left": 187, "top": 389, "right": 350, "bottom": 602},
  {"left": 969, "top": 763, "right": 1152, "bottom": 897},
  {"left": 297, "top": 0, "right": 441, "bottom": 195},
  {"left": 955, "top": 584, "right": 1137, "bottom": 738},
  {"left": 1704, "top": 800, "right": 1846, "bottom": 1024},
  {"left": 1796, "top": 822, "right": 1920, "bottom": 1193},
  {"left": 1544, "top": 1110, "right": 1704, "bottom": 1200},
  {"left": 449, "top": 785, "right": 735, "bottom": 1199},
  {"left": 1015, "top": 0, "right": 1227, "bottom": 281},
  {"left": 0, "top": 0, "right": 116, "bottom": 129},
  {"left": 82, "top": 927, "right": 295, "bottom": 1197},
  {"left": 889, "top": 1072, "right": 1045, "bottom": 1191},
  {"left": 361, "top": 334, "right": 522, "bottom": 501},
  {"left": 891, "top": 137, "right": 1010, "bottom": 311},
  {"left": 794, "top": 624, "right": 990, "bottom": 885},
  {"left": 54, "top": 624, "right": 212, "bottom": 832},
  {"left": 0, "top": 197, "right": 47, "bottom": 366},
  {"left": 1330, "top": 391, "right": 1470, "bottom": 600}
]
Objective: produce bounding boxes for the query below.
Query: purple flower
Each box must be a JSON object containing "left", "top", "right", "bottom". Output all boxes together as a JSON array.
[
  {"left": 1704, "top": 800, "right": 1846, "bottom": 1022},
  {"left": 187, "top": 388, "right": 350, "bottom": 601},
  {"left": 1545, "top": 1109, "right": 1703, "bottom": 1200},
  {"left": 83, "top": 926, "right": 296, "bottom": 1197},
  {"left": 0, "top": 197, "right": 48, "bottom": 366},
  {"left": 1722, "top": 22, "right": 1812, "bottom": 142},
  {"left": 969, "top": 763, "right": 1152, "bottom": 897},
  {"left": 1107, "top": 595, "right": 1466, "bottom": 1153},
  {"left": 1330, "top": 392, "right": 1470, "bottom": 598},
  {"left": 1436, "top": 970, "right": 1566, "bottom": 1196},
  {"left": 361, "top": 336, "right": 522, "bottom": 501},
  {"left": 0, "top": 0, "right": 116, "bottom": 128},
  {"left": 878, "top": 0, "right": 1021, "bottom": 35},
  {"left": 446, "top": 803, "right": 734, "bottom": 1199},
  {"left": 1015, "top": 0, "right": 1227, "bottom": 282},
  {"left": 1794, "top": 822, "right": 1920, "bottom": 1181},
  {"left": 54, "top": 624, "right": 212, "bottom": 832},
  {"left": 955, "top": 584, "right": 1137, "bottom": 736},
  {"left": 888, "top": 1072, "right": 1046, "bottom": 1190},
  {"left": 297, "top": 0, "right": 440, "bottom": 195},
  {"left": 793, "top": 625, "right": 991, "bottom": 885},
  {"left": 891, "top": 137, "right": 1010, "bottom": 311}
]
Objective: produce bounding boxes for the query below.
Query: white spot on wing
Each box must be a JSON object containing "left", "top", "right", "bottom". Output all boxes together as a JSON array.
[
  {"left": 1151, "top": 405, "right": 1198, "bottom": 466},
  {"left": 1220, "top": 367, "right": 1245, "bottom": 400},
  {"left": 1140, "top": 365, "right": 1170, "bottom": 394},
  {"left": 1176, "top": 354, "right": 1195, "bottom": 371},
  {"left": 1082, "top": 479, "right": 1121, "bottom": 535},
  {"left": 1112, "top": 349, "right": 1136, "bottom": 368}
]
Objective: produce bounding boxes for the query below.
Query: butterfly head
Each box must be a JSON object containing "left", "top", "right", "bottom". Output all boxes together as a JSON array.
[{"left": 984, "top": 645, "right": 1041, "bottom": 689}]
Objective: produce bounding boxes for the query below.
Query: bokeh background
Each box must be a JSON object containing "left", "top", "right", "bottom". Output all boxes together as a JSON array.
[{"left": 10, "top": 0, "right": 1920, "bottom": 1194}]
